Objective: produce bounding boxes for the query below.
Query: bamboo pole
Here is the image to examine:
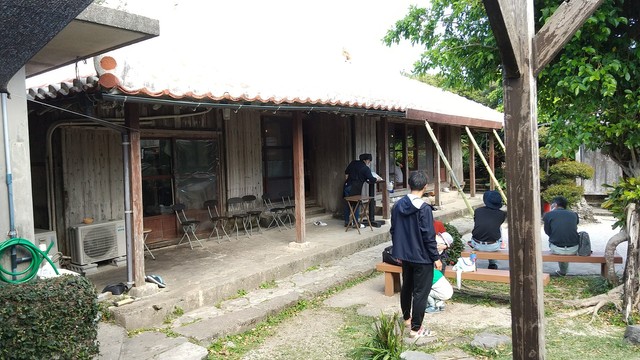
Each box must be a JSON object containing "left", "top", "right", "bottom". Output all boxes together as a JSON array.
[
  {"left": 465, "top": 127, "right": 508, "bottom": 205},
  {"left": 493, "top": 129, "right": 506, "bottom": 152},
  {"left": 424, "top": 121, "right": 473, "bottom": 216}
]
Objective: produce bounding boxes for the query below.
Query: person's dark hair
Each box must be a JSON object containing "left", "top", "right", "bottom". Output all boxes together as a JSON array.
[
  {"left": 552, "top": 196, "right": 568, "bottom": 209},
  {"left": 408, "top": 170, "right": 428, "bottom": 190},
  {"left": 359, "top": 153, "right": 372, "bottom": 161}
]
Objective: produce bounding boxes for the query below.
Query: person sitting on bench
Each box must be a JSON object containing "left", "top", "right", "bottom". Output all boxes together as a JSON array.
[
  {"left": 469, "top": 190, "right": 506, "bottom": 269},
  {"left": 543, "top": 196, "right": 580, "bottom": 276}
]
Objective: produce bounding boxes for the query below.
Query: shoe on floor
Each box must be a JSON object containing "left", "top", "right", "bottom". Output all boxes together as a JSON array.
[
  {"left": 488, "top": 264, "right": 498, "bottom": 270},
  {"left": 555, "top": 270, "right": 567, "bottom": 276},
  {"left": 425, "top": 306, "right": 440, "bottom": 313},
  {"left": 145, "top": 274, "right": 166, "bottom": 288},
  {"left": 409, "top": 327, "right": 436, "bottom": 338}
]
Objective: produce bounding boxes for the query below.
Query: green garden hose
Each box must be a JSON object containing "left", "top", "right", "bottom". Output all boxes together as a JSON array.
[{"left": 0, "top": 238, "right": 59, "bottom": 284}]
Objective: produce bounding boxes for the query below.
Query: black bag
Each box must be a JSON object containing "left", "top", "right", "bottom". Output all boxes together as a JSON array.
[
  {"left": 577, "top": 231, "right": 592, "bottom": 256},
  {"left": 382, "top": 246, "right": 401, "bottom": 266},
  {"left": 102, "top": 282, "right": 128, "bottom": 295}
]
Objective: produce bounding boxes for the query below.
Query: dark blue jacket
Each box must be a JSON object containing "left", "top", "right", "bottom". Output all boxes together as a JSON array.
[
  {"left": 543, "top": 208, "right": 579, "bottom": 247},
  {"left": 390, "top": 195, "right": 439, "bottom": 264}
]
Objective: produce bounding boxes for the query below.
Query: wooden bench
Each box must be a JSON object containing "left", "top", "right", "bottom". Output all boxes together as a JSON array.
[
  {"left": 460, "top": 250, "right": 623, "bottom": 276},
  {"left": 375, "top": 262, "right": 550, "bottom": 297}
]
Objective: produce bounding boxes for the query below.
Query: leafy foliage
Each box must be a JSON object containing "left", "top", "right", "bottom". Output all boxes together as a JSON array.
[
  {"left": 443, "top": 222, "right": 464, "bottom": 266},
  {"left": 385, "top": 0, "right": 640, "bottom": 178},
  {"left": 352, "top": 312, "right": 405, "bottom": 360},
  {"left": 602, "top": 177, "right": 640, "bottom": 229},
  {"left": 548, "top": 161, "right": 595, "bottom": 180},
  {"left": 542, "top": 184, "right": 585, "bottom": 207},
  {"left": 0, "top": 275, "right": 99, "bottom": 359}
]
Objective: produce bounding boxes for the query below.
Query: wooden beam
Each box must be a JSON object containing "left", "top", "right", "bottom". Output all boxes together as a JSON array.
[
  {"left": 497, "top": 1, "right": 546, "bottom": 358},
  {"left": 292, "top": 112, "right": 305, "bottom": 243},
  {"left": 490, "top": 135, "right": 496, "bottom": 191},
  {"left": 124, "top": 103, "right": 145, "bottom": 288},
  {"left": 533, "top": 0, "right": 605, "bottom": 75},
  {"left": 482, "top": 0, "right": 521, "bottom": 78},
  {"left": 469, "top": 133, "right": 476, "bottom": 198},
  {"left": 405, "top": 109, "right": 502, "bottom": 130}
]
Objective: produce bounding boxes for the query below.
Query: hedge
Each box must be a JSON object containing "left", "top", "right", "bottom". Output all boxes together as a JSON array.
[{"left": 0, "top": 275, "right": 99, "bottom": 359}]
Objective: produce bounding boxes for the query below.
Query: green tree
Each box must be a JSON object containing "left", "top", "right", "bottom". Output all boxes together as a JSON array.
[{"left": 385, "top": 0, "right": 640, "bottom": 321}]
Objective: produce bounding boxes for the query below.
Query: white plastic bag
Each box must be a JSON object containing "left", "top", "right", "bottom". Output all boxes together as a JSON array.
[{"left": 451, "top": 257, "right": 476, "bottom": 289}]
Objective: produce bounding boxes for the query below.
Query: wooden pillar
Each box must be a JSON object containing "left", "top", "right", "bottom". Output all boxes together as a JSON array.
[
  {"left": 124, "top": 103, "right": 145, "bottom": 287},
  {"left": 483, "top": 0, "right": 604, "bottom": 357},
  {"left": 483, "top": 1, "right": 544, "bottom": 357},
  {"left": 489, "top": 135, "right": 496, "bottom": 191},
  {"left": 469, "top": 132, "right": 476, "bottom": 198},
  {"left": 403, "top": 124, "right": 409, "bottom": 188},
  {"left": 432, "top": 124, "right": 441, "bottom": 206},
  {"left": 379, "top": 117, "right": 390, "bottom": 219},
  {"left": 292, "top": 112, "right": 305, "bottom": 243}
]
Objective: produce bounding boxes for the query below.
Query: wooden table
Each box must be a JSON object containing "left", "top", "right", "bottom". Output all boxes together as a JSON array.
[{"left": 344, "top": 195, "right": 374, "bottom": 234}]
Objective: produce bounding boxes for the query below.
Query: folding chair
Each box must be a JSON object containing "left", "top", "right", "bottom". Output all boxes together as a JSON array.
[
  {"left": 279, "top": 192, "right": 296, "bottom": 227},
  {"left": 204, "top": 199, "right": 230, "bottom": 243},
  {"left": 242, "top": 195, "right": 263, "bottom": 235},
  {"left": 227, "top": 197, "right": 249, "bottom": 239},
  {"left": 262, "top": 194, "right": 288, "bottom": 230},
  {"left": 172, "top": 203, "right": 203, "bottom": 249}
]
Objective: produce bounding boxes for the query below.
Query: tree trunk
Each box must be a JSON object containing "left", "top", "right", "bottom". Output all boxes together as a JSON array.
[
  {"left": 622, "top": 204, "right": 640, "bottom": 323},
  {"left": 605, "top": 230, "right": 630, "bottom": 285}
]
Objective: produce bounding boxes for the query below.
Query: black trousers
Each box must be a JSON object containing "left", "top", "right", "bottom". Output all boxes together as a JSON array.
[{"left": 401, "top": 261, "right": 435, "bottom": 331}]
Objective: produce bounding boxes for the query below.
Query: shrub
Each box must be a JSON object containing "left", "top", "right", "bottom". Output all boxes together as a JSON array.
[
  {"left": 442, "top": 223, "right": 464, "bottom": 266},
  {"left": 548, "top": 161, "right": 594, "bottom": 180},
  {"left": 602, "top": 177, "right": 640, "bottom": 230},
  {"left": 541, "top": 183, "right": 584, "bottom": 207},
  {"left": 0, "top": 275, "right": 99, "bottom": 359}
]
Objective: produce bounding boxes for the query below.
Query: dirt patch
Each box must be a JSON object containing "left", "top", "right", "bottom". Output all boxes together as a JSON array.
[{"left": 242, "top": 309, "right": 350, "bottom": 360}]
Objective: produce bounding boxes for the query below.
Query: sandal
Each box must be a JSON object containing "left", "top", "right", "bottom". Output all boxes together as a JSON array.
[{"left": 409, "top": 327, "right": 436, "bottom": 338}]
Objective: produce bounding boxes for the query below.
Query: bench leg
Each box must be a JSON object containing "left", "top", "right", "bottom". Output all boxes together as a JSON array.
[
  {"left": 383, "top": 272, "right": 402, "bottom": 297},
  {"left": 601, "top": 263, "right": 606, "bottom": 277}
]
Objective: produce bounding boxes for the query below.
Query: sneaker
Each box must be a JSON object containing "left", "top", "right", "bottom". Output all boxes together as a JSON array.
[
  {"left": 425, "top": 306, "right": 440, "bottom": 313},
  {"left": 409, "top": 327, "right": 435, "bottom": 338},
  {"left": 488, "top": 263, "right": 498, "bottom": 270},
  {"left": 145, "top": 275, "right": 166, "bottom": 288},
  {"left": 555, "top": 270, "right": 567, "bottom": 276}
]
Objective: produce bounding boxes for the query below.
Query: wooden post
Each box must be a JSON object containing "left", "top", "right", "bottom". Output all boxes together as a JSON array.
[
  {"left": 482, "top": 1, "right": 603, "bottom": 357},
  {"left": 292, "top": 112, "right": 305, "bottom": 243},
  {"left": 465, "top": 127, "right": 507, "bottom": 204},
  {"left": 425, "top": 121, "right": 473, "bottom": 216},
  {"left": 403, "top": 123, "right": 409, "bottom": 188},
  {"left": 432, "top": 124, "right": 441, "bottom": 207},
  {"left": 469, "top": 132, "right": 476, "bottom": 198},
  {"left": 124, "top": 103, "right": 145, "bottom": 287},
  {"left": 380, "top": 117, "right": 390, "bottom": 219},
  {"left": 490, "top": 135, "right": 496, "bottom": 191}
]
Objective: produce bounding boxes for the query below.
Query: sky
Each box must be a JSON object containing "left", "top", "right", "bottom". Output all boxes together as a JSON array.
[{"left": 27, "top": 0, "right": 427, "bottom": 87}]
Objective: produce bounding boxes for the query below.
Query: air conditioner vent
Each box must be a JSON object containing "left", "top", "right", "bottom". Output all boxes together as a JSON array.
[{"left": 69, "top": 220, "right": 126, "bottom": 265}]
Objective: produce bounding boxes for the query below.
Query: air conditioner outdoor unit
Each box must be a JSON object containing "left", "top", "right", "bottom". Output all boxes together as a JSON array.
[{"left": 69, "top": 220, "right": 126, "bottom": 265}]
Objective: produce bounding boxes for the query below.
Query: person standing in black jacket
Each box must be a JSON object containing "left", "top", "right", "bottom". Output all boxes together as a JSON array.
[
  {"left": 343, "top": 153, "right": 378, "bottom": 227},
  {"left": 543, "top": 196, "right": 580, "bottom": 276},
  {"left": 390, "top": 170, "right": 442, "bottom": 338}
]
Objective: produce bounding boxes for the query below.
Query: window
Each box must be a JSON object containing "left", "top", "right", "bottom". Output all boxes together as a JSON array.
[{"left": 262, "top": 117, "right": 293, "bottom": 198}]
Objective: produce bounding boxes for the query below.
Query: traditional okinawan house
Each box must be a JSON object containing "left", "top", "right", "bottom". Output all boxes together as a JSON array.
[
  {"left": 27, "top": 56, "right": 503, "bottom": 251},
  {"left": 24, "top": 2, "right": 502, "bottom": 286}
]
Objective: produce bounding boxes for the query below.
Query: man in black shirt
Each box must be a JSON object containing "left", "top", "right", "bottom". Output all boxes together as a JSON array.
[
  {"left": 343, "top": 153, "right": 378, "bottom": 227},
  {"left": 470, "top": 191, "right": 507, "bottom": 269},
  {"left": 543, "top": 196, "right": 580, "bottom": 276}
]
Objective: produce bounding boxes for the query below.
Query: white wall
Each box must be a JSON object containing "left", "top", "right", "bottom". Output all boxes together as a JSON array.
[{"left": 0, "top": 68, "right": 35, "bottom": 241}]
